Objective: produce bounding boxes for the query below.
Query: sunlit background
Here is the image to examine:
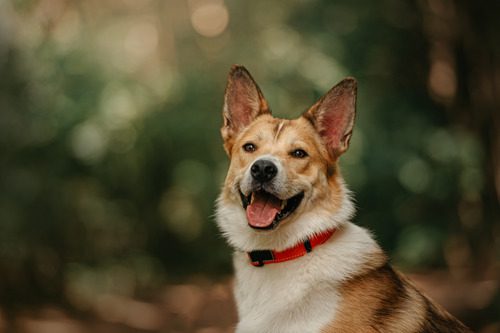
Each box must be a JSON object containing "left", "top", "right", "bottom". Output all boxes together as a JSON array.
[{"left": 0, "top": 0, "right": 499, "bottom": 332}]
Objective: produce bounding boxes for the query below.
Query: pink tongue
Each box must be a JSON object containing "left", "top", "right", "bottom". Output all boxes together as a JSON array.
[{"left": 246, "top": 192, "right": 281, "bottom": 228}]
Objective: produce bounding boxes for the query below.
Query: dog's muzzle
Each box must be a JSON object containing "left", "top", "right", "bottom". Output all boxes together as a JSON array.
[{"left": 238, "top": 156, "right": 304, "bottom": 231}]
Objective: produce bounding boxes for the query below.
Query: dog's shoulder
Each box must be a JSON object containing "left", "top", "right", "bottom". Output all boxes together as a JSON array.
[{"left": 323, "top": 263, "right": 472, "bottom": 333}]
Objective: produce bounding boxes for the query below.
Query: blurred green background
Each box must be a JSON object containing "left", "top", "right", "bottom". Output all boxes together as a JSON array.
[{"left": 0, "top": 0, "right": 499, "bottom": 332}]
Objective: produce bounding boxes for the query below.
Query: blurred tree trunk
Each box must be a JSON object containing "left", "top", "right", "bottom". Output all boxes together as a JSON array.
[
  {"left": 420, "top": 0, "right": 500, "bottom": 256},
  {"left": 419, "top": 0, "right": 500, "bottom": 326}
]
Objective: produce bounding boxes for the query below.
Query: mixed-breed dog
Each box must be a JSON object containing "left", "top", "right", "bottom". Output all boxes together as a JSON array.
[{"left": 214, "top": 65, "right": 472, "bottom": 332}]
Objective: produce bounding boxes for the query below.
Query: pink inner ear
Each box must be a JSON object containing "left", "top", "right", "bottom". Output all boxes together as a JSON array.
[
  {"left": 224, "top": 66, "right": 269, "bottom": 133},
  {"left": 321, "top": 107, "right": 347, "bottom": 148},
  {"left": 318, "top": 93, "right": 354, "bottom": 152},
  {"left": 227, "top": 83, "right": 260, "bottom": 130}
]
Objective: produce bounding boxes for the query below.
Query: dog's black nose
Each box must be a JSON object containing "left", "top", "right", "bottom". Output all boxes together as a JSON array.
[{"left": 250, "top": 159, "right": 278, "bottom": 183}]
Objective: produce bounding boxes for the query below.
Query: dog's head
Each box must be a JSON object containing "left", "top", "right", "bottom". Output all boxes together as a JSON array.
[{"left": 216, "top": 65, "right": 357, "bottom": 251}]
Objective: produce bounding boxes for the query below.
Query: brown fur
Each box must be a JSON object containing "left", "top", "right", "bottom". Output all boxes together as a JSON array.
[{"left": 323, "top": 262, "right": 472, "bottom": 332}]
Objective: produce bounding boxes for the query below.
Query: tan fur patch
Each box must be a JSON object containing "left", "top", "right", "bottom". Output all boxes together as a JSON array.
[
  {"left": 322, "top": 265, "right": 423, "bottom": 333},
  {"left": 322, "top": 265, "right": 472, "bottom": 333}
]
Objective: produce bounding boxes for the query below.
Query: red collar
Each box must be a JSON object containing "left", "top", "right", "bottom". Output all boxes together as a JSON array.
[{"left": 247, "top": 229, "right": 336, "bottom": 267}]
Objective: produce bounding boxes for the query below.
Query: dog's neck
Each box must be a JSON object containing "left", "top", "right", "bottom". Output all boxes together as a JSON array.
[{"left": 232, "top": 222, "right": 387, "bottom": 333}]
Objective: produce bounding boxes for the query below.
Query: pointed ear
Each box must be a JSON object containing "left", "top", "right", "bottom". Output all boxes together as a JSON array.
[
  {"left": 221, "top": 65, "right": 270, "bottom": 155},
  {"left": 303, "top": 77, "right": 357, "bottom": 159}
]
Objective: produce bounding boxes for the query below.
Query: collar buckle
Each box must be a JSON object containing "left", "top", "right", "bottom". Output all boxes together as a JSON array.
[{"left": 248, "top": 250, "right": 274, "bottom": 267}]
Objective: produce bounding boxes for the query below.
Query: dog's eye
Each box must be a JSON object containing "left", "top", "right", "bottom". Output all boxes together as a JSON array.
[
  {"left": 290, "top": 149, "right": 308, "bottom": 158},
  {"left": 243, "top": 143, "right": 257, "bottom": 153}
]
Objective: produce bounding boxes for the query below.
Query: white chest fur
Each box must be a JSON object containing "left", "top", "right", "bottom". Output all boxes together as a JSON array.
[{"left": 232, "top": 223, "right": 380, "bottom": 333}]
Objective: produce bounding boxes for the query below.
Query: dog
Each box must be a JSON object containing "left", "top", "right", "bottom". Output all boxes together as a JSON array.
[{"left": 215, "top": 65, "right": 472, "bottom": 333}]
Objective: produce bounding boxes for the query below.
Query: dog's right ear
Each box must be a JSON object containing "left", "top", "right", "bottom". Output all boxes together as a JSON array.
[{"left": 221, "top": 65, "right": 270, "bottom": 155}]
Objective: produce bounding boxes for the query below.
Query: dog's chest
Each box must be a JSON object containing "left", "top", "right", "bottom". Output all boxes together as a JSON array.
[{"left": 233, "top": 252, "right": 340, "bottom": 333}]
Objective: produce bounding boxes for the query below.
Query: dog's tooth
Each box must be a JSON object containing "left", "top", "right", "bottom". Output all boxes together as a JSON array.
[{"left": 281, "top": 200, "right": 286, "bottom": 210}]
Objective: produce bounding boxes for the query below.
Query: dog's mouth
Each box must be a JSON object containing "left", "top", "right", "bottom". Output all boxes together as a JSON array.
[{"left": 239, "top": 190, "right": 304, "bottom": 230}]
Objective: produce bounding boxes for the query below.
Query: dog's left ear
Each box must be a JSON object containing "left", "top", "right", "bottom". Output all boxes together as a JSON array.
[
  {"left": 221, "top": 65, "right": 270, "bottom": 155},
  {"left": 303, "top": 77, "right": 357, "bottom": 159}
]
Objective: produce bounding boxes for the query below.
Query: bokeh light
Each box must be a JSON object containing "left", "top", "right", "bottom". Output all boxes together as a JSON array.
[{"left": 190, "top": 0, "right": 229, "bottom": 38}]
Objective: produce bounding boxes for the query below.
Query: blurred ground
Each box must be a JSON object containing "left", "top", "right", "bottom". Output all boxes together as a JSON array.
[
  {"left": 1, "top": 272, "right": 498, "bottom": 333},
  {"left": 1, "top": 277, "right": 237, "bottom": 333}
]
